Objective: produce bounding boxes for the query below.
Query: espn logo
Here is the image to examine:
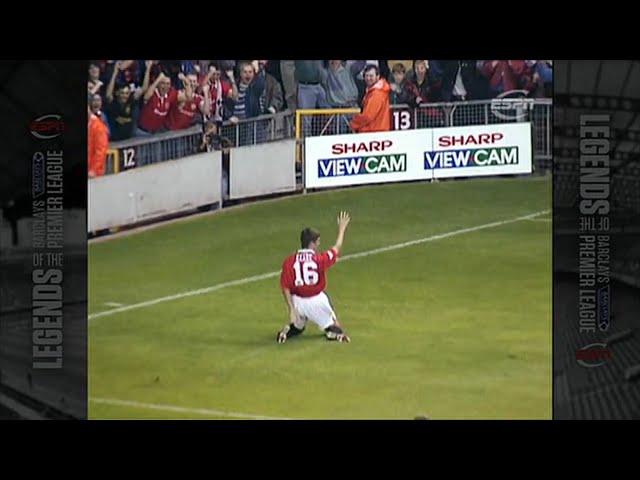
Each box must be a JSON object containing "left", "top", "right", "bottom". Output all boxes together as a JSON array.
[
  {"left": 575, "top": 343, "right": 612, "bottom": 368},
  {"left": 30, "top": 114, "right": 65, "bottom": 140}
]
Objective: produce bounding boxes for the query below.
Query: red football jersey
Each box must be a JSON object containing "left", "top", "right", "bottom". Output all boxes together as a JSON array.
[
  {"left": 208, "top": 79, "right": 231, "bottom": 120},
  {"left": 280, "top": 248, "right": 339, "bottom": 297},
  {"left": 138, "top": 88, "right": 179, "bottom": 133},
  {"left": 165, "top": 94, "right": 204, "bottom": 130}
]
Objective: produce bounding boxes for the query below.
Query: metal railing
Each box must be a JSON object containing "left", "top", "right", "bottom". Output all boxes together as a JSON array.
[
  {"left": 295, "top": 99, "right": 553, "bottom": 173},
  {"left": 105, "top": 110, "right": 296, "bottom": 174},
  {"left": 104, "top": 99, "right": 552, "bottom": 175}
]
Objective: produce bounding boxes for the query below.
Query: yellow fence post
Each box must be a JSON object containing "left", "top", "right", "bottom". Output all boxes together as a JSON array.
[{"left": 295, "top": 108, "right": 360, "bottom": 194}]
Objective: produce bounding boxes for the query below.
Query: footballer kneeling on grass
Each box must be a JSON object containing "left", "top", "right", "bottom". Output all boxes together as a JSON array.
[{"left": 277, "top": 211, "right": 351, "bottom": 343}]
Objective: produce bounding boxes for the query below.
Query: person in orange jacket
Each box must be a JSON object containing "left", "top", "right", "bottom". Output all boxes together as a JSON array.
[
  {"left": 350, "top": 65, "right": 391, "bottom": 133},
  {"left": 88, "top": 104, "right": 109, "bottom": 178}
]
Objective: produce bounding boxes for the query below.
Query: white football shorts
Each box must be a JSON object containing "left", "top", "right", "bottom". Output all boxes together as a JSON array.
[{"left": 292, "top": 292, "right": 336, "bottom": 330}]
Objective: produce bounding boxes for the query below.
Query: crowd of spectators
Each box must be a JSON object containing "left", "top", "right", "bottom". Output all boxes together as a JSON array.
[{"left": 88, "top": 59, "right": 553, "bottom": 146}]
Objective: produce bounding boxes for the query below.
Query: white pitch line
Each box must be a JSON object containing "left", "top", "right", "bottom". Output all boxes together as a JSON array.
[
  {"left": 527, "top": 218, "right": 551, "bottom": 222},
  {"left": 90, "top": 271, "right": 279, "bottom": 320},
  {"left": 89, "top": 209, "right": 549, "bottom": 321},
  {"left": 90, "top": 397, "right": 293, "bottom": 420}
]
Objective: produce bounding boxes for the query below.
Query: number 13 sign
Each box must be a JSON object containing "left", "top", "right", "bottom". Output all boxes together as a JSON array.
[{"left": 391, "top": 108, "right": 414, "bottom": 130}]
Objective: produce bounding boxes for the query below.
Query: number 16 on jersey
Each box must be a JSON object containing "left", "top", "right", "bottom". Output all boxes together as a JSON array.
[
  {"left": 293, "top": 260, "right": 319, "bottom": 286},
  {"left": 281, "top": 248, "right": 337, "bottom": 297}
]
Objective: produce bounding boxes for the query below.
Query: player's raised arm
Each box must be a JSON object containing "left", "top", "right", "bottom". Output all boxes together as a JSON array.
[{"left": 332, "top": 211, "right": 351, "bottom": 255}]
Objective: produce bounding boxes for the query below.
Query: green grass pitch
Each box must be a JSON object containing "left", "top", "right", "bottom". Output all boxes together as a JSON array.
[{"left": 89, "top": 176, "right": 551, "bottom": 419}]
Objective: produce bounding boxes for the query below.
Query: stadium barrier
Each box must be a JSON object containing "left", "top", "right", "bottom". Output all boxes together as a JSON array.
[
  {"left": 91, "top": 98, "right": 552, "bottom": 232},
  {"left": 229, "top": 139, "right": 297, "bottom": 200},
  {"left": 296, "top": 99, "right": 552, "bottom": 174},
  {"left": 105, "top": 110, "right": 296, "bottom": 175},
  {"left": 89, "top": 150, "right": 222, "bottom": 232},
  {"left": 103, "top": 99, "right": 551, "bottom": 177}
]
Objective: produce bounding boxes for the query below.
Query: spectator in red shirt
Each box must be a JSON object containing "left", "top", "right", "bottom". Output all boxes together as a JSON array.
[
  {"left": 165, "top": 73, "right": 211, "bottom": 131},
  {"left": 204, "top": 64, "right": 237, "bottom": 122},
  {"left": 482, "top": 60, "right": 534, "bottom": 97},
  {"left": 137, "top": 71, "right": 193, "bottom": 135}
]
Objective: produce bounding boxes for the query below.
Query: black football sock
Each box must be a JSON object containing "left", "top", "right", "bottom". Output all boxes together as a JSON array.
[{"left": 286, "top": 323, "right": 304, "bottom": 338}]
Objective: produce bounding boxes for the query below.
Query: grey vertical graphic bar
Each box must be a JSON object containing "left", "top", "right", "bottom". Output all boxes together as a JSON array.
[
  {"left": 554, "top": 60, "right": 640, "bottom": 419},
  {"left": 0, "top": 61, "right": 87, "bottom": 419}
]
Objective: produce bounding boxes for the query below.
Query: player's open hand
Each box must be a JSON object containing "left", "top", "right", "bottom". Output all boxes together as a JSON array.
[{"left": 337, "top": 211, "right": 351, "bottom": 231}]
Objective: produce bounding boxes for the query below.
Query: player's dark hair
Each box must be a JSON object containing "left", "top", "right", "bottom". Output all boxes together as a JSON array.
[{"left": 300, "top": 228, "right": 320, "bottom": 248}]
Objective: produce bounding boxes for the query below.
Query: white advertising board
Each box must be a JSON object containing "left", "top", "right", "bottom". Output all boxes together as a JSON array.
[{"left": 304, "top": 122, "right": 532, "bottom": 188}]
